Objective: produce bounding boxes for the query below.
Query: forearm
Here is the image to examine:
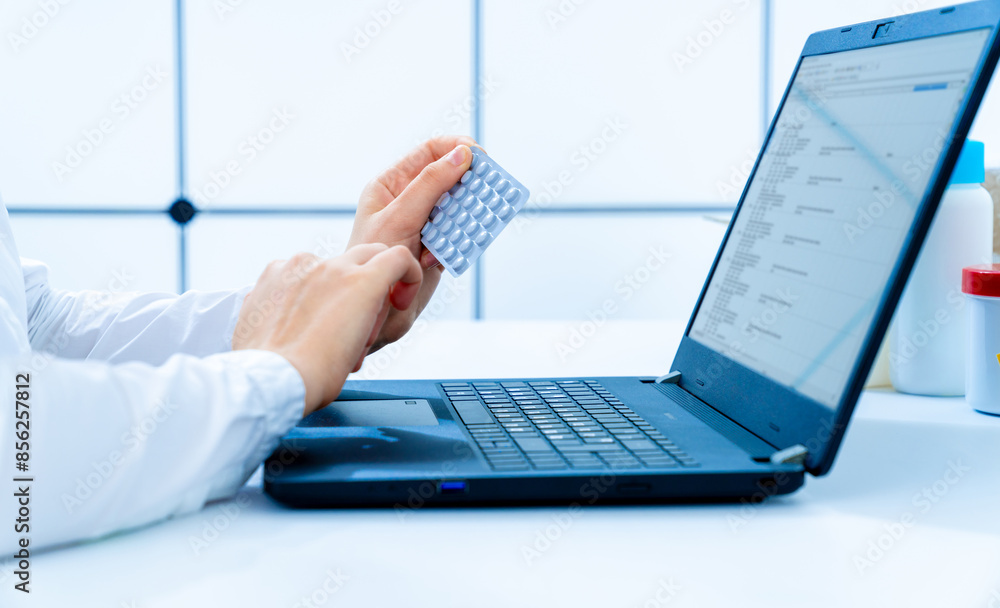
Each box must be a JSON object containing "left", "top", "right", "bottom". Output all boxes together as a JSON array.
[{"left": 0, "top": 349, "right": 303, "bottom": 553}]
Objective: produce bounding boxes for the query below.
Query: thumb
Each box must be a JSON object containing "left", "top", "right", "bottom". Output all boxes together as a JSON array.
[{"left": 390, "top": 144, "right": 472, "bottom": 228}]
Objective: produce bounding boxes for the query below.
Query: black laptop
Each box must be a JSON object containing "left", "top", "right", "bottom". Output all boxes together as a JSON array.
[{"left": 265, "top": 1, "right": 1000, "bottom": 507}]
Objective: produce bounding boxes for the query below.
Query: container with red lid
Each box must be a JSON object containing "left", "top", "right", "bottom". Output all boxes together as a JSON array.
[{"left": 962, "top": 264, "right": 1000, "bottom": 415}]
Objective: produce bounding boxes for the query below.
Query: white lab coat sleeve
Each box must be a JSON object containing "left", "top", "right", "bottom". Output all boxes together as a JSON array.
[
  {"left": 0, "top": 348, "right": 305, "bottom": 554},
  {"left": 21, "top": 257, "right": 252, "bottom": 365},
  {"left": 0, "top": 227, "right": 305, "bottom": 553}
]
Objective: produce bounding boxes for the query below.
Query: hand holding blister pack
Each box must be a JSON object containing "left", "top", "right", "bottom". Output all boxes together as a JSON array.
[{"left": 420, "top": 148, "right": 529, "bottom": 276}]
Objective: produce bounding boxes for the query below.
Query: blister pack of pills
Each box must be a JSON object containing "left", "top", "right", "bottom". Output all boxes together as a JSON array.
[{"left": 420, "top": 148, "right": 530, "bottom": 277}]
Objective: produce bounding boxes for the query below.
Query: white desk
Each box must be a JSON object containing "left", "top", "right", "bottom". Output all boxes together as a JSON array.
[{"left": 6, "top": 321, "right": 1000, "bottom": 608}]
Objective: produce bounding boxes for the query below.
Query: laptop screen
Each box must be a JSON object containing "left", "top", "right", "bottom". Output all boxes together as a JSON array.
[{"left": 689, "top": 28, "right": 992, "bottom": 408}]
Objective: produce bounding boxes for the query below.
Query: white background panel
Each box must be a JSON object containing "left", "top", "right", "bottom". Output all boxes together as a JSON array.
[
  {"left": 187, "top": 215, "right": 473, "bottom": 320},
  {"left": 483, "top": 214, "right": 730, "bottom": 322},
  {"left": 771, "top": 0, "right": 1000, "bottom": 166},
  {"left": 185, "top": 0, "right": 473, "bottom": 209},
  {"left": 482, "top": 0, "right": 763, "bottom": 206},
  {"left": 970, "top": 58, "right": 1000, "bottom": 166},
  {"left": 7, "top": 215, "right": 178, "bottom": 293},
  {"left": 0, "top": 0, "right": 177, "bottom": 207}
]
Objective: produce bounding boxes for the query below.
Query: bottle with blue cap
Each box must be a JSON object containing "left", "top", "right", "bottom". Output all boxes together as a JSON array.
[{"left": 890, "top": 140, "right": 994, "bottom": 396}]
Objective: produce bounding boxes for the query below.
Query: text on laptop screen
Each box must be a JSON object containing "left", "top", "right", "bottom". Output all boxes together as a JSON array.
[{"left": 689, "top": 28, "right": 991, "bottom": 408}]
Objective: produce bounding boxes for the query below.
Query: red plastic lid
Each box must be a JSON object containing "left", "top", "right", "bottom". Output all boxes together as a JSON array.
[{"left": 962, "top": 264, "right": 1000, "bottom": 297}]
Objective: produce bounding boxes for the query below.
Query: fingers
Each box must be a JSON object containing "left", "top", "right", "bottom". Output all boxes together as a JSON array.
[
  {"left": 419, "top": 249, "right": 441, "bottom": 271},
  {"left": 341, "top": 242, "right": 392, "bottom": 264},
  {"left": 389, "top": 145, "right": 473, "bottom": 229},
  {"left": 374, "top": 136, "right": 478, "bottom": 198},
  {"left": 364, "top": 244, "right": 424, "bottom": 288},
  {"left": 352, "top": 296, "right": 392, "bottom": 372},
  {"left": 389, "top": 276, "right": 422, "bottom": 311}
]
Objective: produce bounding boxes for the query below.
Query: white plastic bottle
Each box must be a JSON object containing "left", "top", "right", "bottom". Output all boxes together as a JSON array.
[{"left": 890, "top": 140, "right": 994, "bottom": 396}]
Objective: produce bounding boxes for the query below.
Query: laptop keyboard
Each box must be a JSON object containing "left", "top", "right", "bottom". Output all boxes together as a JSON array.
[{"left": 442, "top": 379, "right": 699, "bottom": 472}]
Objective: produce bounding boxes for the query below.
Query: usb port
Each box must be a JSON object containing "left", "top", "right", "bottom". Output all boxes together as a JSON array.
[{"left": 438, "top": 481, "right": 467, "bottom": 495}]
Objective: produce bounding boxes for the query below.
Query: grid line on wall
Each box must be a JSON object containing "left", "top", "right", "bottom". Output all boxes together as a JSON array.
[
  {"left": 7, "top": 0, "right": 771, "bottom": 317},
  {"left": 175, "top": 0, "right": 189, "bottom": 293},
  {"left": 471, "top": 0, "right": 485, "bottom": 320},
  {"left": 762, "top": 0, "right": 774, "bottom": 139}
]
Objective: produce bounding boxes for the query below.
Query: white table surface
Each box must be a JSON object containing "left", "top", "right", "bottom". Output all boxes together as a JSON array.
[{"left": 5, "top": 321, "right": 1000, "bottom": 608}]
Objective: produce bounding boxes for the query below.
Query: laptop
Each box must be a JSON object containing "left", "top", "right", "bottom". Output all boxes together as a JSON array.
[{"left": 265, "top": 1, "right": 1000, "bottom": 507}]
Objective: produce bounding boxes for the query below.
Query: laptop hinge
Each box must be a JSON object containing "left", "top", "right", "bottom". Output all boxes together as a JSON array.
[
  {"left": 770, "top": 444, "right": 809, "bottom": 466},
  {"left": 655, "top": 371, "right": 682, "bottom": 384}
]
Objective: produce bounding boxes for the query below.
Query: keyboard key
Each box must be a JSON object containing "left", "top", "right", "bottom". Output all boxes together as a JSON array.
[
  {"left": 483, "top": 445, "right": 517, "bottom": 455},
  {"left": 491, "top": 463, "right": 531, "bottom": 471},
  {"left": 513, "top": 436, "right": 555, "bottom": 453},
  {"left": 610, "top": 433, "right": 645, "bottom": 442},
  {"left": 604, "top": 423, "right": 635, "bottom": 430},
  {"left": 622, "top": 439, "right": 660, "bottom": 452},
  {"left": 644, "top": 461, "right": 680, "bottom": 469},
  {"left": 533, "top": 462, "right": 569, "bottom": 470},
  {"left": 566, "top": 457, "right": 605, "bottom": 469},
  {"left": 557, "top": 443, "right": 625, "bottom": 453},
  {"left": 488, "top": 453, "right": 528, "bottom": 462},
  {"left": 452, "top": 401, "right": 493, "bottom": 425},
  {"left": 603, "top": 456, "right": 642, "bottom": 470}
]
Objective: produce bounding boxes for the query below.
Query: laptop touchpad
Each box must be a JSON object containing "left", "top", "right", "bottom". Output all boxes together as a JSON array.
[{"left": 302, "top": 399, "right": 440, "bottom": 427}]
